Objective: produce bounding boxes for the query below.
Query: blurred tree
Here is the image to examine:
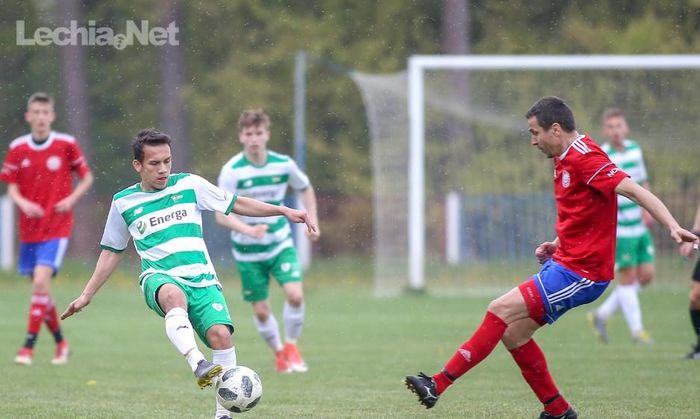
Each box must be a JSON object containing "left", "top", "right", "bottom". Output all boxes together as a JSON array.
[
  {"left": 440, "top": 0, "right": 472, "bottom": 192},
  {"left": 55, "top": 0, "right": 97, "bottom": 256},
  {"left": 159, "top": 0, "right": 189, "bottom": 172}
]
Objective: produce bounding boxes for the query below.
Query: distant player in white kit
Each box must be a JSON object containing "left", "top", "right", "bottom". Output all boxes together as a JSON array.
[
  {"left": 588, "top": 108, "right": 655, "bottom": 344},
  {"left": 61, "top": 129, "right": 315, "bottom": 419},
  {"left": 216, "top": 109, "right": 320, "bottom": 373}
]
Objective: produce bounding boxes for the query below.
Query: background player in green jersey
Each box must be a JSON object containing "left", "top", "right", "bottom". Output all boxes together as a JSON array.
[
  {"left": 589, "top": 108, "right": 655, "bottom": 344},
  {"left": 61, "top": 129, "right": 315, "bottom": 419},
  {"left": 216, "top": 109, "right": 320, "bottom": 373}
]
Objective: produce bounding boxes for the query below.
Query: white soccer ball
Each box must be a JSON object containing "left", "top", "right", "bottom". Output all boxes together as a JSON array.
[{"left": 215, "top": 366, "right": 262, "bottom": 413}]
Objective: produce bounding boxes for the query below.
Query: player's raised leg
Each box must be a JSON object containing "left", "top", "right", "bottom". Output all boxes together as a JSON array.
[
  {"left": 405, "top": 286, "right": 529, "bottom": 409},
  {"left": 154, "top": 281, "right": 222, "bottom": 388}
]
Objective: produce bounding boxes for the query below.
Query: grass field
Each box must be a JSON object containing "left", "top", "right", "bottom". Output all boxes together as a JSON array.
[{"left": 1, "top": 258, "right": 699, "bottom": 418}]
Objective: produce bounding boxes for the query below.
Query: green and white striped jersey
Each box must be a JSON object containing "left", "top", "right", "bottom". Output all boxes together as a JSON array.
[
  {"left": 217, "top": 150, "right": 310, "bottom": 263},
  {"left": 100, "top": 173, "right": 237, "bottom": 288},
  {"left": 601, "top": 139, "right": 648, "bottom": 238}
]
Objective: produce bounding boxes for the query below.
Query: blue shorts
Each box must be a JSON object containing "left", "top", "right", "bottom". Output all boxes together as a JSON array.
[
  {"left": 18, "top": 238, "right": 69, "bottom": 276},
  {"left": 520, "top": 259, "right": 610, "bottom": 324}
]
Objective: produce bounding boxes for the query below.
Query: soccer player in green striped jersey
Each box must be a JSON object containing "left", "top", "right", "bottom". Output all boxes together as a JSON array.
[
  {"left": 61, "top": 129, "right": 315, "bottom": 418},
  {"left": 215, "top": 110, "right": 320, "bottom": 373},
  {"left": 588, "top": 108, "right": 655, "bottom": 344}
]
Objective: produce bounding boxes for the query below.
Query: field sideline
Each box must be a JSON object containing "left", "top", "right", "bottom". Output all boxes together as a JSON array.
[{"left": 1, "top": 258, "right": 699, "bottom": 418}]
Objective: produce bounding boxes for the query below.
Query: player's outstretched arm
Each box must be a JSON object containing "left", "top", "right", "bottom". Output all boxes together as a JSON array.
[
  {"left": 616, "top": 178, "right": 699, "bottom": 245},
  {"left": 61, "top": 249, "right": 123, "bottom": 320},
  {"left": 232, "top": 196, "right": 317, "bottom": 235}
]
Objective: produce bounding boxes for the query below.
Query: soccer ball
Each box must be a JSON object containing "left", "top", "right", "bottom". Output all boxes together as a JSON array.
[{"left": 215, "top": 366, "right": 262, "bottom": 413}]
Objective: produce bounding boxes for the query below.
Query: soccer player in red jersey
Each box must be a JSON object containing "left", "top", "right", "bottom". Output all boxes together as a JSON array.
[
  {"left": 405, "top": 97, "right": 699, "bottom": 418},
  {"left": 0, "top": 92, "right": 94, "bottom": 366}
]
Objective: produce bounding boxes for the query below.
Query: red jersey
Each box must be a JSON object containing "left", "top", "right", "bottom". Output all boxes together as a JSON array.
[
  {"left": 0, "top": 131, "right": 91, "bottom": 242},
  {"left": 552, "top": 135, "right": 629, "bottom": 281}
]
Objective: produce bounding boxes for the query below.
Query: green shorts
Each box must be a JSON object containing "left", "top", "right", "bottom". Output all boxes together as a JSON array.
[
  {"left": 236, "top": 246, "right": 303, "bottom": 302},
  {"left": 616, "top": 230, "right": 655, "bottom": 270},
  {"left": 142, "top": 274, "right": 234, "bottom": 348}
]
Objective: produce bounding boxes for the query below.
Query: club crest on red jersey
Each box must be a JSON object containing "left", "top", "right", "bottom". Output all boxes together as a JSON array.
[
  {"left": 46, "top": 155, "right": 61, "bottom": 171},
  {"left": 562, "top": 170, "right": 570, "bottom": 188}
]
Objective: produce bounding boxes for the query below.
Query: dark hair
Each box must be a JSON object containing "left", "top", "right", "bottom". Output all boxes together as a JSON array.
[
  {"left": 525, "top": 96, "right": 576, "bottom": 132},
  {"left": 601, "top": 107, "right": 625, "bottom": 122},
  {"left": 27, "top": 92, "right": 54, "bottom": 109},
  {"left": 132, "top": 128, "right": 172, "bottom": 162},
  {"left": 238, "top": 109, "right": 271, "bottom": 132}
]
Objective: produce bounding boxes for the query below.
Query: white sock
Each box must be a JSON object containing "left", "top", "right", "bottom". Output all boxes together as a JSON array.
[
  {"left": 283, "top": 302, "right": 305, "bottom": 343},
  {"left": 212, "top": 347, "right": 237, "bottom": 370},
  {"left": 617, "top": 284, "right": 643, "bottom": 335},
  {"left": 165, "top": 307, "right": 204, "bottom": 372},
  {"left": 596, "top": 287, "right": 619, "bottom": 320},
  {"left": 254, "top": 314, "right": 283, "bottom": 352},
  {"left": 213, "top": 347, "right": 237, "bottom": 417}
]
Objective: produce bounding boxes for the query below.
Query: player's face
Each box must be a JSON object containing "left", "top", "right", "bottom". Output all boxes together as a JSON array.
[
  {"left": 239, "top": 124, "right": 270, "bottom": 153},
  {"left": 527, "top": 116, "right": 559, "bottom": 158},
  {"left": 133, "top": 144, "right": 172, "bottom": 191},
  {"left": 25, "top": 101, "right": 55, "bottom": 136},
  {"left": 602, "top": 116, "right": 628, "bottom": 145}
]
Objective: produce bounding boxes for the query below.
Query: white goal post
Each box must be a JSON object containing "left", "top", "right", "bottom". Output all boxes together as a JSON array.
[
  {"left": 0, "top": 195, "right": 15, "bottom": 271},
  {"left": 407, "top": 54, "right": 700, "bottom": 291}
]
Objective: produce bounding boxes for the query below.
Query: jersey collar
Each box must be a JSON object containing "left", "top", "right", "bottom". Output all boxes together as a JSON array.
[
  {"left": 559, "top": 134, "right": 585, "bottom": 160},
  {"left": 27, "top": 131, "right": 55, "bottom": 151}
]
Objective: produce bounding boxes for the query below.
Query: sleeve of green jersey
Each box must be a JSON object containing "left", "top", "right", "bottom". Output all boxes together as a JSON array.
[{"left": 224, "top": 193, "right": 238, "bottom": 215}]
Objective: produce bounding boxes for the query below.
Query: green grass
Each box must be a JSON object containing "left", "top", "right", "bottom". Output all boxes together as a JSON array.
[{"left": 1, "top": 259, "right": 699, "bottom": 418}]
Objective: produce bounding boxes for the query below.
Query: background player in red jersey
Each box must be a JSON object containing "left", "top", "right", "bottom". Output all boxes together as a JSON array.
[
  {"left": 404, "top": 97, "right": 699, "bottom": 418},
  {"left": 0, "top": 92, "right": 94, "bottom": 365}
]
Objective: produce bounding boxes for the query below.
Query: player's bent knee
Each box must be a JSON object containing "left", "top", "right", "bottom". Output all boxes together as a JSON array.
[
  {"left": 207, "top": 325, "right": 233, "bottom": 350},
  {"left": 638, "top": 267, "right": 654, "bottom": 286},
  {"left": 157, "top": 284, "right": 187, "bottom": 311},
  {"left": 287, "top": 293, "right": 303, "bottom": 307},
  {"left": 487, "top": 298, "right": 509, "bottom": 319},
  {"left": 253, "top": 303, "right": 271, "bottom": 322}
]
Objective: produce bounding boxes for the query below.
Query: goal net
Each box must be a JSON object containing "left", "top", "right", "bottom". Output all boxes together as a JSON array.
[{"left": 351, "top": 55, "right": 700, "bottom": 296}]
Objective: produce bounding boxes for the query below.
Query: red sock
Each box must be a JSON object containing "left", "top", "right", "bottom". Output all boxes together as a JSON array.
[
  {"left": 24, "top": 293, "right": 50, "bottom": 348},
  {"left": 510, "top": 339, "right": 569, "bottom": 416},
  {"left": 432, "top": 311, "right": 508, "bottom": 394},
  {"left": 44, "top": 297, "right": 64, "bottom": 343}
]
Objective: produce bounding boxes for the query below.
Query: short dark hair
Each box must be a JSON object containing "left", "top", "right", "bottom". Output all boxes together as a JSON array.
[
  {"left": 27, "top": 92, "right": 54, "bottom": 109},
  {"left": 601, "top": 107, "right": 625, "bottom": 122},
  {"left": 525, "top": 96, "right": 576, "bottom": 132},
  {"left": 132, "top": 129, "right": 172, "bottom": 162},
  {"left": 238, "top": 109, "right": 271, "bottom": 132}
]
